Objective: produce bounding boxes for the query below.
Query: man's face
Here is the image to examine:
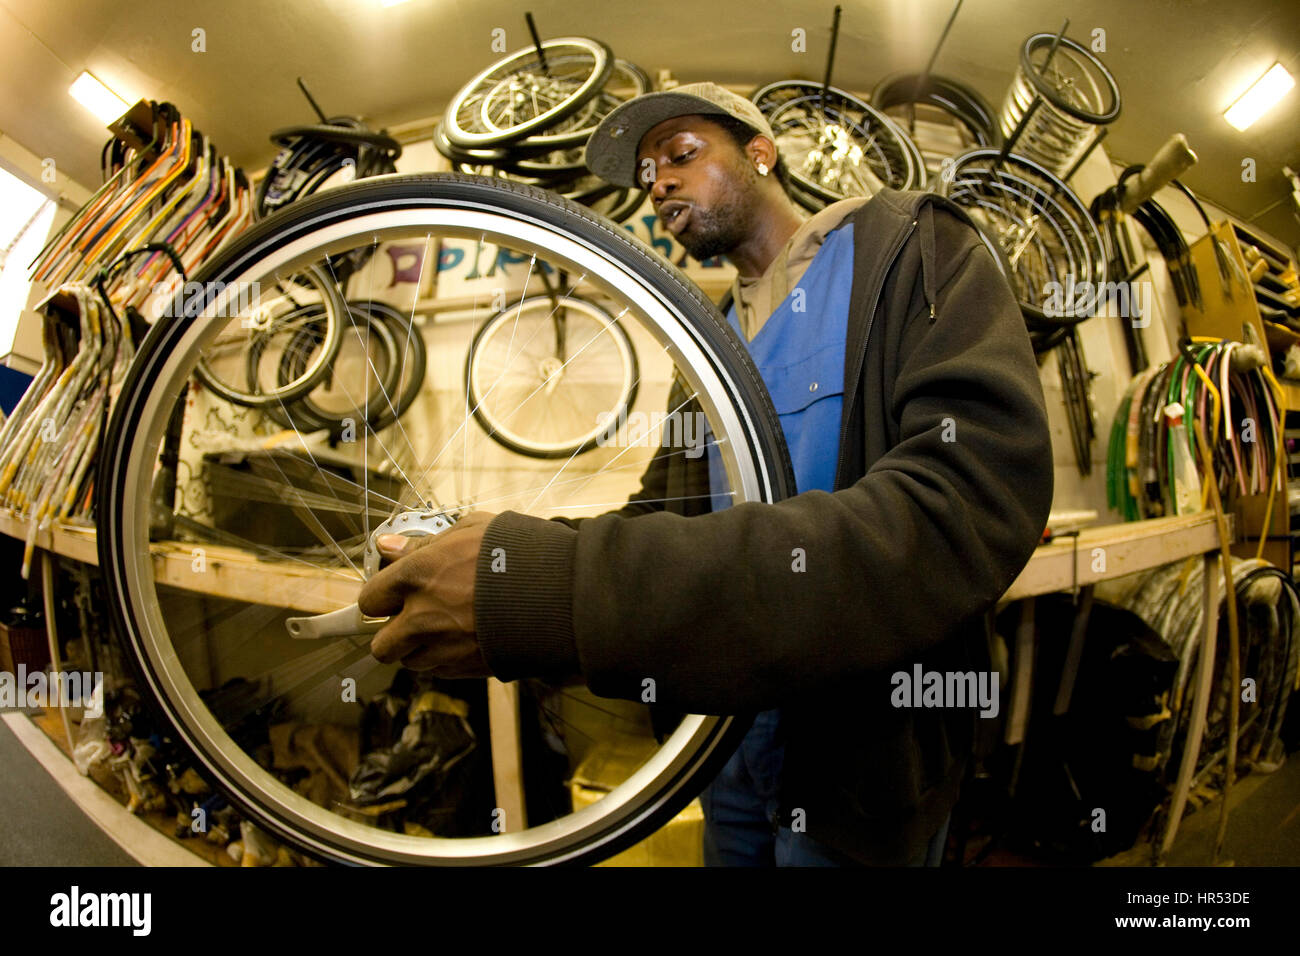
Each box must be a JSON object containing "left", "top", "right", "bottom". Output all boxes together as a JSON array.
[{"left": 635, "top": 115, "right": 760, "bottom": 262}]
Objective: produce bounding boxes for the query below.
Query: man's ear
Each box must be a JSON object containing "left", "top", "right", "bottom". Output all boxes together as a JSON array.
[{"left": 747, "top": 135, "right": 779, "bottom": 174}]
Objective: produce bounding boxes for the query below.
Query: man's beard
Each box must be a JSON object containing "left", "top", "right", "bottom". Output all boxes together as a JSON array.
[
  {"left": 677, "top": 201, "right": 751, "bottom": 261},
  {"left": 675, "top": 166, "right": 758, "bottom": 262}
]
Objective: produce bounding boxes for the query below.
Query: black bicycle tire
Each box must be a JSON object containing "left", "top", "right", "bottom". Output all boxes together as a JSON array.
[
  {"left": 262, "top": 304, "right": 403, "bottom": 436},
  {"left": 98, "top": 171, "right": 796, "bottom": 867},
  {"left": 869, "top": 72, "right": 1001, "bottom": 147},
  {"left": 564, "top": 177, "right": 623, "bottom": 206},
  {"left": 361, "top": 300, "right": 430, "bottom": 435},
  {"left": 259, "top": 301, "right": 428, "bottom": 439},
  {"left": 465, "top": 293, "right": 640, "bottom": 459},
  {"left": 1020, "top": 33, "right": 1121, "bottom": 126},
  {"left": 297, "top": 306, "right": 403, "bottom": 434},
  {"left": 453, "top": 160, "right": 586, "bottom": 193},
  {"left": 270, "top": 124, "right": 403, "bottom": 155},
  {"left": 433, "top": 121, "right": 522, "bottom": 166},
  {"left": 504, "top": 146, "right": 590, "bottom": 176},
  {"left": 939, "top": 148, "right": 1104, "bottom": 328}
]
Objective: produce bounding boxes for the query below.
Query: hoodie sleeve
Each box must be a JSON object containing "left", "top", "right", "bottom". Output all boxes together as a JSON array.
[{"left": 475, "top": 205, "right": 1053, "bottom": 714}]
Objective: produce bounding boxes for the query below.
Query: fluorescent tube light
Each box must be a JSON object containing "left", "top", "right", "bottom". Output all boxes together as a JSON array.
[
  {"left": 69, "top": 72, "right": 128, "bottom": 123},
  {"left": 1224, "top": 63, "right": 1295, "bottom": 131}
]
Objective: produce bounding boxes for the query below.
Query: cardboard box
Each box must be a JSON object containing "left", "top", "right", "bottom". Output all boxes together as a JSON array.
[
  {"left": 1230, "top": 492, "right": 1293, "bottom": 571},
  {"left": 1232, "top": 492, "right": 1289, "bottom": 539},
  {"left": 1229, "top": 537, "right": 1292, "bottom": 572},
  {"left": 0, "top": 622, "right": 48, "bottom": 675},
  {"left": 569, "top": 736, "right": 704, "bottom": 867}
]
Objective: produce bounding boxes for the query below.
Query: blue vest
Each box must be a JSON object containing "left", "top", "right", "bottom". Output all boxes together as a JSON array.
[
  {"left": 700, "top": 222, "right": 857, "bottom": 857},
  {"left": 707, "top": 223, "right": 854, "bottom": 507}
]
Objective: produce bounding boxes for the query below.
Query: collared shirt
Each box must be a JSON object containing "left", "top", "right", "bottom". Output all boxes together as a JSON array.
[{"left": 730, "top": 196, "right": 869, "bottom": 340}]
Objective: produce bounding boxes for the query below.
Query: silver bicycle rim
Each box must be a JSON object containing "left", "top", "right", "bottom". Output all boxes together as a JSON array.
[
  {"left": 114, "top": 203, "right": 780, "bottom": 865},
  {"left": 194, "top": 262, "right": 346, "bottom": 407}
]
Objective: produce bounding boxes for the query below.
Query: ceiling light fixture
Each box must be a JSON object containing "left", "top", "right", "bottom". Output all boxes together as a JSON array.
[
  {"left": 1223, "top": 62, "right": 1295, "bottom": 131},
  {"left": 69, "top": 71, "right": 129, "bottom": 123}
]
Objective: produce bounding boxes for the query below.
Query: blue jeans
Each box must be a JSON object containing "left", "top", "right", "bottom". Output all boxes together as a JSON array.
[{"left": 700, "top": 709, "right": 950, "bottom": 867}]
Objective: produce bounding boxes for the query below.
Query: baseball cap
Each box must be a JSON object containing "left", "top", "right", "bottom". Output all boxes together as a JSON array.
[{"left": 585, "top": 82, "right": 777, "bottom": 189}]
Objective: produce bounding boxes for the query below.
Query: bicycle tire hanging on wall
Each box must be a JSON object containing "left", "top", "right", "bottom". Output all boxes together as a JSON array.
[
  {"left": 937, "top": 148, "right": 1106, "bottom": 353},
  {"left": 465, "top": 292, "right": 639, "bottom": 459},
  {"left": 750, "top": 80, "right": 926, "bottom": 213},
  {"left": 870, "top": 73, "right": 1001, "bottom": 179}
]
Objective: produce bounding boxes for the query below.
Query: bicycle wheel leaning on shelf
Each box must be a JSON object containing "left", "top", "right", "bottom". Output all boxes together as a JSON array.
[{"left": 259, "top": 300, "right": 429, "bottom": 440}]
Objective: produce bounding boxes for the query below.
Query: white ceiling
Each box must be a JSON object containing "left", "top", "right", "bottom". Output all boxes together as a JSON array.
[{"left": 1, "top": 0, "right": 1297, "bottom": 250}]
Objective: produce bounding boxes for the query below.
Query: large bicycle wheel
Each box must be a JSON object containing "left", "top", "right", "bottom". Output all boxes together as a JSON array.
[{"left": 98, "top": 172, "right": 794, "bottom": 866}]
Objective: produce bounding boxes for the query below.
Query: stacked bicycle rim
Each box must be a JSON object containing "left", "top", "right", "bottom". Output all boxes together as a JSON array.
[{"left": 433, "top": 35, "right": 650, "bottom": 223}]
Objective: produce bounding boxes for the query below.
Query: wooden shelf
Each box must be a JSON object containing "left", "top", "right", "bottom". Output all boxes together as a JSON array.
[
  {"left": 1002, "top": 511, "right": 1224, "bottom": 602},
  {"left": 147, "top": 540, "right": 360, "bottom": 614},
  {"left": 0, "top": 509, "right": 97, "bottom": 565},
  {"left": 2, "top": 506, "right": 1224, "bottom": 612},
  {"left": 2, "top": 506, "right": 1232, "bottom": 865},
  {"left": 0, "top": 509, "right": 358, "bottom": 614}
]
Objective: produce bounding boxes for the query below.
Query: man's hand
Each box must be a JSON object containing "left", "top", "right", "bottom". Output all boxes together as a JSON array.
[{"left": 357, "top": 511, "right": 497, "bottom": 677}]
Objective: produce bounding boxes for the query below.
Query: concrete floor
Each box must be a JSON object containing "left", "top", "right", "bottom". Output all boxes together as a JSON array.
[
  {"left": 1, "top": 705, "right": 1296, "bottom": 867},
  {"left": 0, "top": 713, "right": 137, "bottom": 866},
  {"left": 1108, "top": 751, "right": 1300, "bottom": 867}
]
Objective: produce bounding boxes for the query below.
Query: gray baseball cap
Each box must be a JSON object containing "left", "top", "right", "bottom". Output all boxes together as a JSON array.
[{"left": 585, "top": 82, "right": 777, "bottom": 189}]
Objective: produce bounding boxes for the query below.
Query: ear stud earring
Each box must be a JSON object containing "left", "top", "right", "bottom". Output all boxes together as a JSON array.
[{"left": 757, "top": 163, "right": 770, "bottom": 176}]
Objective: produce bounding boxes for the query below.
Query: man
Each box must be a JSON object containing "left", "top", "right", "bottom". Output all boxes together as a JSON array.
[{"left": 359, "top": 83, "right": 1053, "bottom": 866}]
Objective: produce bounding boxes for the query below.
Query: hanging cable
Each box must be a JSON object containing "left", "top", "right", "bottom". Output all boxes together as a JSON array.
[{"left": 1107, "top": 338, "right": 1283, "bottom": 541}]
